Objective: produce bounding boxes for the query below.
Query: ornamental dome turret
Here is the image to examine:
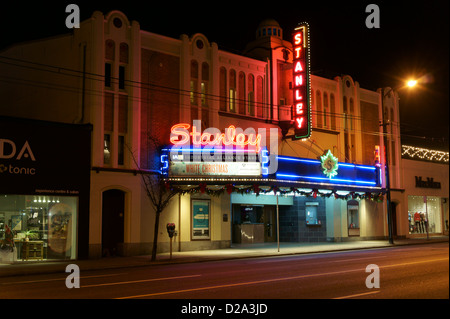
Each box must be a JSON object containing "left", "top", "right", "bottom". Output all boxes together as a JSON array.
[{"left": 256, "top": 19, "right": 283, "bottom": 39}]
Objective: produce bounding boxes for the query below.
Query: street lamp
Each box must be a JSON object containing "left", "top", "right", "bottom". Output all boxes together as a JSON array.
[
  {"left": 381, "top": 79, "right": 417, "bottom": 245},
  {"left": 407, "top": 79, "right": 417, "bottom": 88}
]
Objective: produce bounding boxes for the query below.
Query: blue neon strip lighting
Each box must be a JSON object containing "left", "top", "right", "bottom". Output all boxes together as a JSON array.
[
  {"left": 277, "top": 156, "right": 320, "bottom": 165},
  {"left": 261, "top": 148, "right": 269, "bottom": 176},
  {"left": 278, "top": 156, "right": 375, "bottom": 171},
  {"left": 276, "top": 173, "right": 377, "bottom": 185},
  {"left": 338, "top": 163, "right": 376, "bottom": 170}
]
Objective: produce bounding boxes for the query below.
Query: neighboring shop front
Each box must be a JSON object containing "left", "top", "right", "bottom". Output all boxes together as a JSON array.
[
  {"left": 402, "top": 158, "right": 449, "bottom": 237},
  {"left": 0, "top": 116, "right": 91, "bottom": 263}
]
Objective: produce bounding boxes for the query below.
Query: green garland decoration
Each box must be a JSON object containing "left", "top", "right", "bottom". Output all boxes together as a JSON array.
[{"left": 163, "top": 181, "right": 385, "bottom": 202}]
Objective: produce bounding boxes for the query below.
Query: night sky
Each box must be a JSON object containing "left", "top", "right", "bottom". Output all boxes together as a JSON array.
[{"left": 1, "top": 0, "right": 448, "bottom": 150}]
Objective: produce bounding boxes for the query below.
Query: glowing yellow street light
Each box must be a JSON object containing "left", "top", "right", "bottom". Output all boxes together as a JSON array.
[{"left": 407, "top": 79, "right": 417, "bottom": 87}]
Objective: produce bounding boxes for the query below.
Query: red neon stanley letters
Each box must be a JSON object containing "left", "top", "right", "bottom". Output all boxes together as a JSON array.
[{"left": 292, "top": 23, "right": 311, "bottom": 139}]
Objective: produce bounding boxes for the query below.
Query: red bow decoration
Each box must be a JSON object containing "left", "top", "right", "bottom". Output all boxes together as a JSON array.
[{"left": 313, "top": 189, "right": 318, "bottom": 199}]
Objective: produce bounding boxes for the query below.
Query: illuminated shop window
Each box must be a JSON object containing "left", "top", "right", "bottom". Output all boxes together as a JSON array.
[
  {"left": 0, "top": 195, "right": 78, "bottom": 262},
  {"left": 408, "top": 196, "right": 442, "bottom": 234}
]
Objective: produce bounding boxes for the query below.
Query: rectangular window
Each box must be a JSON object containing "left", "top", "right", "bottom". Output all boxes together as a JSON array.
[
  {"left": 190, "top": 80, "right": 197, "bottom": 105},
  {"left": 118, "top": 135, "right": 125, "bottom": 166},
  {"left": 305, "top": 202, "right": 319, "bottom": 225},
  {"left": 104, "top": 93, "right": 114, "bottom": 132},
  {"left": 391, "top": 141, "right": 396, "bottom": 166},
  {"left": 229, "top": 88, "right": 236, "bottom": 112},
  {"left": 0, "top": 194, "right": 78, "bottom": 262},
  {"left": 118, "top": 95, "right": 128, "bottom": 134},
  {"left": 201, "top": 82, "right": 208, "bottom": 107},
  {"left": 119, "top": 65, "right": 125, "bottom": 90},
  {"left": 248, "top": 92, "right": 255, "bottom": 116},
  {"left": 105, "top": 63, "right": 112, "bottom": 88},
  {"left": 104, "top": 134, "right": 111, "bottom": 165},
  {"left": 348, "top": 204, "right": 360, "bottom": 236},
  {"left": 192, "top": 200, "right": 210, "bottom": 240}
]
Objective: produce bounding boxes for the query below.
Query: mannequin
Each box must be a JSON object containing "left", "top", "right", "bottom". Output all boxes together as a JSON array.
[
  {"left": 420, "top": 212, "right": 426, "bottom": 233},
  {"left": 414, "top": 212, "right": 421, "bottom": 233}
]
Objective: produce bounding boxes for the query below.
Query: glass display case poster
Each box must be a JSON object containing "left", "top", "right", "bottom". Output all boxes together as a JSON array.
[
  {"left": 11, "top": 215, "right": 22, "bottom": 231},
  {"left": 192, "top": 200, "right": 210, "bottom": 240}
]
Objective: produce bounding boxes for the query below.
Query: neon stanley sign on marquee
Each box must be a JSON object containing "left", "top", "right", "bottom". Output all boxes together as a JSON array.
[
  {"left": 292, "top": 23, "right": 311, "bottom": 139},
  {"left": 163, "top": 122, "right": 267, "bottom": 178}
]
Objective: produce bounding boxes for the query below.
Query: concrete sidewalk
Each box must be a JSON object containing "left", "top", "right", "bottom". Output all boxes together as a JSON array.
[{"left": 0, "top": 236, "right": 448, "bottom": 278}]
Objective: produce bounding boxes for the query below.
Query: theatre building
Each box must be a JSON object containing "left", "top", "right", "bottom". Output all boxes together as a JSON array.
[{"left": 1, "top": 11, "right": 401, "bottom": 259}]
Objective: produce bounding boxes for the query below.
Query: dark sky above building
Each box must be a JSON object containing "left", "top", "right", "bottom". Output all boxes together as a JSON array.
[{"left": 1, "top": 0, "right": 448, "bottom": 150}]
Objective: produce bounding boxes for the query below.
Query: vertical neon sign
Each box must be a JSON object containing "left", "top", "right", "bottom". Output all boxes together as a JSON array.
[{"left": 292, "top": 23, "right": 311, "bottom": 139}]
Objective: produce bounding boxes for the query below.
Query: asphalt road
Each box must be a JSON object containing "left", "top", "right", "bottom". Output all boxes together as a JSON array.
[{"left": 0, "top": 242, "right": 448, "bottom": 303}]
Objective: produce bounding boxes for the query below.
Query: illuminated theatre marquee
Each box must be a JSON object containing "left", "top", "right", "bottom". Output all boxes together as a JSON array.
[
  {"left": 170, "top": 123, "right": 262, "bottom": 152},
  {"left": 292, "top": 23, "right": 311, "bottom": 139},
  {"left": 165, "top": 123, "right": 266, "bottom": 178}
]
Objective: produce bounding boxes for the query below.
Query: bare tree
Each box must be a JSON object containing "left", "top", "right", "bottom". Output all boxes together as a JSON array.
[{"left": 126, "top": 136, "right": 178, "bottom": 261}]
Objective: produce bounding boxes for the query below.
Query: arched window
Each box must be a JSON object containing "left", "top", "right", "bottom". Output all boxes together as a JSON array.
[
  {"left": 316, "top": 90, "right": 322, "bottom": 128},
  {"left": 119, "top": 43, "right": 128, "bottom": 64},
  {"left": 248, "top": 74, "right": 255, "bottom": 116},
  {"left": 219, "top": 67, "right": 227, "bottom": 112},
  {"left": 201, "top": 62, "right": 209, "bottom": 107},
  {"left": 229, "top": 69, "right": 236, "bottom": 112},
  {"left": 256, "top": 76, "right": 264, "bottom": 118},
  {"left": 105, "top": 40, "right": 115, "bottom": 61},
  {"left": 118, "top": 43, "right": 128, "bottom": 90},
  {"left": 190, "top": 60, "right": 198, "bottom": 105},
  {"left": 349, "top": 98, "right": 355, "bottom": 131},
  {"left": 330, "top": 93, "right": 336, "bottom": 130},
  {"left": 238, "top": 71, "right": 246, "bottom": 115},
  {"left": 343, "top": 96, "right": 348, "bottom": 130},
  {"left": 104, "top": 40, "right": 115, "bottom": 88},
  {"left": 323, "top": 92, "right": 329, "bottom": 128}
]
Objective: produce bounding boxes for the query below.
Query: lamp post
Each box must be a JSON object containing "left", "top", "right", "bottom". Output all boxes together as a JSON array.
[
  {"left": 380, "top": 80, "right": 417, "bottom": 245},
  {"left": 380, "top": 87, "right": 394, "bottom": 245}
]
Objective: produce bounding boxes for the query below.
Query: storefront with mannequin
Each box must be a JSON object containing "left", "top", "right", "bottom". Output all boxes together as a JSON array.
[{"left": 400, "top": 149, "right": 449, "bottom": 237}]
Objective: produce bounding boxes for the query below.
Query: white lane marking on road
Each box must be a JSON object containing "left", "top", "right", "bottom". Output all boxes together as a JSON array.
[
  {"left": 0, "top": 273, "right": 127, "bottom": 285},
  {"left": 82, "top": 274, "right": 201, "bottom": 288},
  {"left": 329, "top": 256, "right": 387, "bottom": 262},
  {"left": 333, "top": 291, "right": 380, "bottom": 299},
  {"left": 116, "top": 257, "right": 449, "bottom": 299}
]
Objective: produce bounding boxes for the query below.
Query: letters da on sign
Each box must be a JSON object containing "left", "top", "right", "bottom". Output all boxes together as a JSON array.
[{"left": 292, "top": 23, "right": 311, "bottom": 140}]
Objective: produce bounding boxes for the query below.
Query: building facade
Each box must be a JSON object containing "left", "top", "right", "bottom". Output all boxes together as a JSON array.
[{"left": 2, "top": 11, "right": 443, "bottom": 261}]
